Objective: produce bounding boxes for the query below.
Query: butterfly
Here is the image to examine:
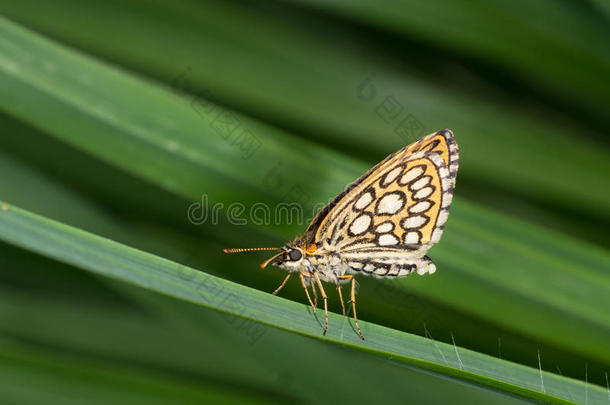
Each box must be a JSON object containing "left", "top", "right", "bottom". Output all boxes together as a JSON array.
[{"left": 225, "top": 129, "right": 458, "bottom": 339}]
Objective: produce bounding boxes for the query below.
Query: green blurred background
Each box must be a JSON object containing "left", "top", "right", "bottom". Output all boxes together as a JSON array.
[{"left": 0, "top": 0, "right": 609, "bottom": 403}]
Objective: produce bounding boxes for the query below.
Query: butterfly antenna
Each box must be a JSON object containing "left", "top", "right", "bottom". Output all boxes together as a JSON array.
[{"left": 223, "top": 247, "right": 279, "bottom": 254}]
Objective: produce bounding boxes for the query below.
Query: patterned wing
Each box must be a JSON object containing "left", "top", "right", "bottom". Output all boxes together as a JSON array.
[
  {"left": 304, "top": 129, "right": 458, "bottom": 277},
  {"left": 406, "top": 129, "right": 459, "bottom": 190}
]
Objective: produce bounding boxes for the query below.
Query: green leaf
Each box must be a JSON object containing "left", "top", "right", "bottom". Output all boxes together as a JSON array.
[
  {"left": 0, "top": 255, "right": 529, "bottom": 405},
  {"left": 1, "top": 0, "right": 608, "bottom": 227},
  {"left": 0, "top": 201, "right": 606, "bottom": 404},
  {"left": 0, "top": 337, "right": 275, "bottom": 405},
  {"left": 279, "top": 0, "right": 610, "bottom": 123},
  {"left": 2, "top": 8, "right": 610, "bottom": 404},
  {"left": 1, "top": 15, "right": 608, "bottom": 375}
]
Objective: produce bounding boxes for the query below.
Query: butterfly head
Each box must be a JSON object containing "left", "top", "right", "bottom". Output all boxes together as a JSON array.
[
  {"left": 261, "top": 244, "right": 306, "bottom": 272},
  {"left": 223, "top": 244, "right": 309, "bottom": 272}
]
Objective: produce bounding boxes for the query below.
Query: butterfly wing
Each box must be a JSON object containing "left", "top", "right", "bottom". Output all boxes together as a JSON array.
[{"left": 304, "top": 129, "right": 458, "bottom": 277}]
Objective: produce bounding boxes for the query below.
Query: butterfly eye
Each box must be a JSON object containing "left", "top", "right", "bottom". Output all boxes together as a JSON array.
[{"left": 289, "top": 249, "right": 302, "bottom": 261}]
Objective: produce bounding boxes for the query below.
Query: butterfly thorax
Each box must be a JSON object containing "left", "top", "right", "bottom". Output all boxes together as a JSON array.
[{"left": 270, "top": 238, "right": 350, "bottom": 284}]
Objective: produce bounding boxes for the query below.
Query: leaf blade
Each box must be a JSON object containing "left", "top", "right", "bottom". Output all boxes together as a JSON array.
[{"left": 0, "top": 202, "right": 606, "bottom": 404}]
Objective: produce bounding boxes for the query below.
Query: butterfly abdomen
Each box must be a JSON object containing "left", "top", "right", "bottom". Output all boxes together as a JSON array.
[{"left": 346, "top": 255, "right": 435, "bottom": 278}]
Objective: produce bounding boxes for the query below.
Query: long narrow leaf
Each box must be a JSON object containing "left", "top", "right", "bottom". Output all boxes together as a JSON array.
[{"left": 0, "top": 202, "right": 607, "bottom": 403}]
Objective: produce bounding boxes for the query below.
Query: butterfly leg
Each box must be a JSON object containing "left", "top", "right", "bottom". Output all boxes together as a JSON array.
[
  {"left": 311, "top": 279, "right": 318, "bottom": 309},
  {"left": 339, "top": 275, "right": 364, "bottom": 340},
  {"left": 312, "top": 272, "right": 329, "bottom": 336},
  {"left": 298, "top": 272, "right": 316, "bottom": 313},
  {"left": 335, "top": 282, "right": 346, "bottom": 316},
  {"left": 272, "top": 273, "right": 291, "bottom": 295}
]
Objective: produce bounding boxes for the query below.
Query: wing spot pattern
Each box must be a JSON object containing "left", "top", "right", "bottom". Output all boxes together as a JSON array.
[
  {"left": 410, "top": 175, "right": 431, "bottom": 191},
  {"left": 381, "top": 165, "right": 403, "bottom": 187},
  {"left": 349, "top": 262, "right": 364, "bottom": 270},
  {"left": 376, "top": 191, "right": 406, "bottom": 215},
  {"left": 354, "top": 190, "right": 374, "bottom": 211},
  {"left": 374, "top": 267, "right": 389, "bottom": 276},
  {"left": 375, "top": 221, "right": 394, "bottom": 233},
  {"left": 399, "top": 165, "right": 425, "bottom": 185},
  {"left": 348, "top": 213, "right": 372, "bottom": 236},
  {"left": 404, "top": 231, "right": 421, "bottom": 244},
  {"left": 378, "top": 234, "right": 399, "bottom": 246},
  {"left": 413, "top": 186, "right": 434, "bottom": 200},
  {"left": 409, "top": 200, "right": 432, "bottom": 214},
  {"left": 401, "top": 215, "right": 429, "bottom": 230}
]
